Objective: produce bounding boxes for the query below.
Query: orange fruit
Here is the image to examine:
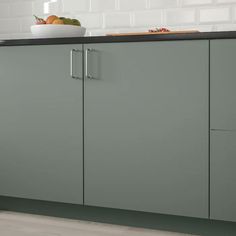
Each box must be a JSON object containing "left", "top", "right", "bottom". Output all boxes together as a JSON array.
[
  {"left": 52, "top": 19, "right": 64, "bottom": 25},
  {"left": 46, "top": 15, "right": 58, "bottom": 24}
]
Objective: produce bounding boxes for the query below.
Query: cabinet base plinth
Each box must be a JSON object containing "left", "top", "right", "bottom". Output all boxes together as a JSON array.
[{"left": 0, "top": 196, "right": 235, "bottom": 236}]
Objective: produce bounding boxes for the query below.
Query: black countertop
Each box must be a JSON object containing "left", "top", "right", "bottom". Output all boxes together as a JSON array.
[{"left": 1, "top": 31, "right": 236, "bottom": 46}]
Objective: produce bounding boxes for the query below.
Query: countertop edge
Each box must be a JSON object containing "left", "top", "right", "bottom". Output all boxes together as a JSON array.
[{"left": 1, "top": 31, "right": 236, "bottom": 46}]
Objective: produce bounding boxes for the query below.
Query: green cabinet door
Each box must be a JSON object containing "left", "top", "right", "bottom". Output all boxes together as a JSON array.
[
  {"left": 210, "top": 39, "right": 236, "bottom": 222},
  {"left": 210, "top": 131, "right": 236, "bottom": 222},
  {"left": 0, "top": 45, "right": 83, "bottom": 204},
  {"left": 84, "top": 41, "right": 209, "bottom": 218},
  {"left": 211, "top": 39, "right": 236, "bottom": 130}
]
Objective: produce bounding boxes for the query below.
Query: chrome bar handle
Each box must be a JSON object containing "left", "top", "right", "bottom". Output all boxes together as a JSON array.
[
  {"left": 70, "top": 49, "right": 82, "bottom": 80},
  {"left": 85, "top": 48, "right": 95, "bottom": 79}
]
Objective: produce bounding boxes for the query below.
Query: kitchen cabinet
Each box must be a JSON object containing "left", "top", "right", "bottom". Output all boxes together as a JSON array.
[
  {"left": 210, "top": 131, "right": 236, "bottom": 222},
  {"left": 210, "top": 39, "right": 236, "bottom": 222},
  {"left": 211, "top": 39, "right": 236, "bottom": 131},
  {"left": 84, "top": 41, "right": 209, "bottom": 218},
  {"left": 0, "top": 45, "right": 84, "bottom": 204}
]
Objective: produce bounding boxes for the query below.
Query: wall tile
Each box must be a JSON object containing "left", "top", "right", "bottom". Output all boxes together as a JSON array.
[
  {"left": 0, "top": 34, "right": 12, "bottom": 40},
  {"left": 216, "top": 24, "right": 236, "bottom": 31},
  {"left": 119, "top": 0, "right": 147, "bottom": 11},
  {"left": 232, "top": 6, "right": 236, "bottom": 21},
  {"left": 90, "top": 0, "right": 116, "bottom": 12},
  {"left": 44, "top": 0, "right": 61, "bottom": 14},
  {"left": 104, "top": 12, "right": 131, "bottom": 28},
  {"left": 217, "top": 0, "right": 236, "bottom": 3},
  {"left": 134, "top": 10, "right": 163, "bottom": 27},
  {"left": 165, "top": 9, "right": 196, "bottom": 25},
  {"left": 21, "top": 16, "right": 35, "bottom": 32},
  {"left": 150, "top": 0, "right": 178, "bottom": 9},
  {"left": 181, "top": 0, "right": 213, "bottom": 6},
  {"left": 88, "top": 28, "right": 115, "bottom": 36},
  {"left": 11, "top": 32, "right": 34, "bottom": 39},
  {"left": 76, "top": 13, "right": 103, "bottom": 29},
  {"left": 199, "top": 7, "right": 231, "bottom": 23},
  {"left": 169, "top": 24, "right": 214, "bottom": 31},
  {"left": 33, "top": 0, "right": 46, "bottom": 15},
  {"left": 0, "top": 3, "right": 10, "bottom": 18},
  {"left": 10, "top": 1, "right": 33, "bottom": 17},
  {"left": 0, "top": 19, "right": 21, "bottom": 33},
  {"left": 62, "top": 0, "right": 89, "bottom": 13}
]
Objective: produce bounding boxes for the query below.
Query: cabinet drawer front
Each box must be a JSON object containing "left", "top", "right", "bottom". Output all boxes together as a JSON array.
[
  {"left": 211, "top": 39, "right": 236, "bottom": 130},
  {"left": 0, "top": 45, "right": 83, "bottom": 204},
  {"left": 211, "top": 131, "right": 236, "bottom": 222},
  {"left": 84, "top": 41, "right": 209, "bottom": 218}
]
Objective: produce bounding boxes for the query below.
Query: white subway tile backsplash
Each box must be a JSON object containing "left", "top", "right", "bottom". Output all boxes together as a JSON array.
[
  {"left": 33, "top": 0, "right": 45, "bottom": 15},
  {"left": 150, "top": 0, "right": 178, "bottom": 9},
  {"left": 62, "top": 0, "right": 89, "bottom": 13},
  {"left": 217, "top": 0, "right": 236, "bottom": 3},
  {"left": 10, "top": 1, "right": 33, "bottom": 17},
  {"left": 0, "top": 0, "right": 236, "bottom": 39},
  {"left": 170, "top": 24, "right": 214, "bottom": 31},
  {"left": 181, "top": 0, "right": 213, "bottom": 6},
  {"left": 165, "top": 9, "right": 196, "bottom": 25},
  {"left": 89, "top": 27, "right": 150, "bottom": 36},
  {"left": 199, "top": 7, "right": 231, "bottom": 23},
  {"left": 21, "top": 16, "right": 35, "bottom": 32},
  {"left": 0, "top": 33, "right": 12, "bottom": 40},
  {"left": 119, "top": 0, "right": 147, "bottom": 11},
  {"left": 90, "top": 0, "right": 116, "bottom": 12},
  {"left": 232, "top": 6, "right": 236, "bottom": 21},
  {"left": 104, "top": 12, "right": 131, "bottom": 28},
  {"left": 44, "top": 0, "right": 61, "bottom": 14},
  {"left": 76, "top": 13, "right": 103, "bottom": 29},
  {"left": 134, "top": 10, "right": 163, "bottom": 27},
  {"left": 0, "top": 19, "right": 21, "bottom": 33},
  {"left": 0, "top": 3, "right": 10, "bottom": 18},
  {"left": 11, "top": 32, "right": 34, "bottom": 39},
  {"left": 89, "top": 28, "right": 117, "bottom": 36},
  {"left": 216, "top": 23, "right": 236, "bottom": 31}
]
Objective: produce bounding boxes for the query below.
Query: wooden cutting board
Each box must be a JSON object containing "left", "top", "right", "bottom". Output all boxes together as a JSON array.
[{"left": 106, "top": 30, "right": 199, "bottom": 36}]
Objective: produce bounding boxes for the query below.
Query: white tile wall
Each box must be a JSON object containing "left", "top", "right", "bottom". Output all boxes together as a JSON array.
[
  {"left": 62, "top": 0, "right": 88, "bottom": 13},
  {"left": 104, "top": 12, "right": 131, "bottom": 28},
  {"left": 11, "top": 1, "right": 33, "bottom": 17},
  {"left": 119, "top": 0, "right": 147, "bottom": 11},
  {"left": 1, "top": 0, "right": 236, "bottom": 39},
  {"left": 90, "top": 0, "right": 116, "bottom": 12},
  {"left": 150, "top": 0, "right": 178, "bottom": 8},
  {"left": 182, "top": 0, "right": 213, "bottom": 6},
  {"left": 199, "top": 7, "right": 231, "bottom": 23},
  {"left": 134, "top": 10, "right": 163, "bottom": 27},
  {"left": 0, "top": 3, "right": 10, "bottom": 18},
  {"left": 165, "top": 9, "right": 196, "bottom": 25}
]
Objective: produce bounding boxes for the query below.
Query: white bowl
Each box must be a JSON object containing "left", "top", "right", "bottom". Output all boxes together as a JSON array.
[{"left": 31, "top": 25, "right": 86, "bottom": 38}]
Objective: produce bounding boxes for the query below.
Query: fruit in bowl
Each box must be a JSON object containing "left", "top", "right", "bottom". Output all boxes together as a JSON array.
[
  {"left": 34, "top": 15, "right": 81, "bottom": 26},
  {"left": 46, "top": 15, "right": 58, "bottom": 24},
  {"left": 32, "top": 15, "right": 86, "bottom": 38},
  {"left": 52, "top": 18, "right": 64, "bottom": 25},
  {"left": 34, "top": 15, "right": 46, "bottom": 24}
]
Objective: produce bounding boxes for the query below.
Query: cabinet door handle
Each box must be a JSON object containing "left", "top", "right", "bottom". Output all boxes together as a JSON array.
[
  {"left": 70, "top": 49, "right": 83, "bottom": 80},
  {"left": 85, "top": 48, "right": 95, "bottom": 80}
]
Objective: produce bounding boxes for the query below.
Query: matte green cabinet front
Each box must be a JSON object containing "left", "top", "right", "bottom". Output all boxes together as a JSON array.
[
  {"left": 210, "top": 131, "right": 236, "bottom": 222},
  {"left": 0, "top": 45, "right": 83, "bottom": 204},
  {"left": 84, "top": 41, "right": 209, "bottom": 218},
  {"left": 211, "top": 39, "right": 236, "bottom": 130},
  {"left": 210, "top": 39, "right": 236, "bottom": 222}
]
